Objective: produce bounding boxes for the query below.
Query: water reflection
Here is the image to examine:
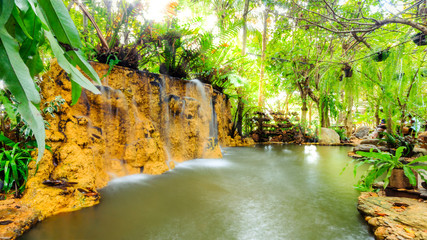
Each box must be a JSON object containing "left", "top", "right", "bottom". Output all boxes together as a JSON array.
[
  {"left": 304, "top": 145, "right": 319, "bottom": 164},
  {"left": 21, "top": 145, "right": 373, "bottom": 240}
]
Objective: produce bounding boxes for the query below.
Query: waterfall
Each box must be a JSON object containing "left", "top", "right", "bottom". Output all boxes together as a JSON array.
[{"left": 186, "top": 79, "right": 221, "bottom": 158}]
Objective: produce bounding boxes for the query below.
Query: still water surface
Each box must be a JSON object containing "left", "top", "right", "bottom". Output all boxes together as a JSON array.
[{"left": 22, "top": 145, "right": 373, "bottom": 240}]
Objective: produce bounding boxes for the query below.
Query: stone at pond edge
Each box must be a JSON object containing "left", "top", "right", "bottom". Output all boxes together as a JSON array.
[
  {"left": 359, "top": 139, "right": 381, "bottom": 145},
  {"left": 318, "top": 128, "right": 340, "bottom": 145},
  {"left": 413, "top": 147, "right": 427, "bottom": 157},
  {"left": 354, "top": 126, "right": 371, "bottom": 139},
  {"left": 358, "top": 192, "right": 427, "bottom": 240},
  {"left": 418, "top": 131, "right": 427, "bottom": 149},
  {"left": 0, "top": 201, "right": 39, "bottom": 240},
  {"left": 353, "top": 144, "right": 389, "bottom": 153}
]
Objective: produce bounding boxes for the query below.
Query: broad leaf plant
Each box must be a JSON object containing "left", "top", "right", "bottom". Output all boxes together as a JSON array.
[{"left": 0, "top": 0, "right": 101, "bottom": 163}]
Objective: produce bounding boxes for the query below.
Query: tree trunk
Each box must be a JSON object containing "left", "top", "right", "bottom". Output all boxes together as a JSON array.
[
  {"left": 319, "top": 100, "right": 330, "bottom": 128},
  {"left": 236, "top": 88, "right": 244, "bottom": 136},
  {"left": 241, "top": 0, "right": 250, "bottom": 56},
  {"left": 374, "top": 99, "right": 380, "bottom": 127},
  {"left": 344, "top": 96, "right": 353, "bottom": 137},
  {"left": 386, "top": 107, "right": 394, "bottom": 135},
  {"left": 103, "top": 0, "right": 112, "bottom": 33},
  {"left": 258, "top": 9, "right": 268, "bottom": 108},
  {"left": 236, "top": 0, "right": 250, "bottom": 136},
  {"left": 82, "top": 14, "right": 88, "bottom": 41},
  {"left": 67, "top": 1, "right": 74, "bottom": 11},
  {"left": 301, "top": 99, "right": 308, "bottom": 122}
]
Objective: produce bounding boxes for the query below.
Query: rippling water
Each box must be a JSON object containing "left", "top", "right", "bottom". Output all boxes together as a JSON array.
[{"left": 21, "top": 145, "right": 373, "bottom": 240}]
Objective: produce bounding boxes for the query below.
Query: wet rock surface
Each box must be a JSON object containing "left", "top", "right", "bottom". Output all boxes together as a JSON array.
[{"left": 358, "top": 192, "right": 427, "bottom": 240}]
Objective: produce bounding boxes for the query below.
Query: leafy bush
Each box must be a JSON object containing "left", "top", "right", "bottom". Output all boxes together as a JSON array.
[
  {"left": 347, "top": 146, "right": 427, "bottom": 192},
  {"left": 0, "top": 135, "right": 34, "bottom": 197},
  {"left": 333, "top": 127, "right": 347, "bottom": 141},
  {"left": 1, "top": 0, "right": 101, "bottom": 163},
  {"left": 379, "top": 132, "right": 416, "bottom": 157}
]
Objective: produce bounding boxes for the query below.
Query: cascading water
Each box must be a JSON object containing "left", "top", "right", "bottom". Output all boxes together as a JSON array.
[
  {"left": 159, "top": 75, "right": 175, "bottom": 168},
  {"left": 186, "top": 79, "right": 221, "bottom": 158}
]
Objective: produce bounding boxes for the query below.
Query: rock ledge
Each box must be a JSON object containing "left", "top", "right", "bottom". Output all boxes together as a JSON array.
[{"left": 358, "top": 192, "right": 427, "bottom": 240}]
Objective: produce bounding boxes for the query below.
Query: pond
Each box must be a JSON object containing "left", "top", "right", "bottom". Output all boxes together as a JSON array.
[{"left": 21, "top": 145, "right": 373, "bottom": 240}]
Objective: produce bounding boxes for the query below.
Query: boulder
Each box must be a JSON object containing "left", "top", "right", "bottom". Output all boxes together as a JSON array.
[
  {"left": 360, "top": 139, "right": 380, "bottom": 145},
  {"left": 413, "top": 147, "right": 427, "bottom": 157},
  {"left": 353, "top": 144, "right": 388, "bottom": 152},
  {"left": 418, "top": 131, "right": 427, "bottom": 149},
  {"left": 319, "top": 128, "right": 340, "bottom": 144},
  {"left": 354, "top": 126, "right": 371, "bottom": 139}
]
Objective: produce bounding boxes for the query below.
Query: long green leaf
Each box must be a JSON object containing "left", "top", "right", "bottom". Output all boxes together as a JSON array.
[
  {"left": 37, "top": 0, "right": 82, "bottom": 48},
  {"left": 394, "top": 146, "right": 405, "bottom": 160},
  {"left": 66, "top": 50, "right": 101, "bottom": 85},
  {"left": 0, "top": 28, "right": 45, "bottom": 163},
  {"left": 10, "top": 160, "right": 18, "bottom": 185},
  {"left": 17, "top": 102, "right": 44, "bottom": 162},
  {"left": 3, "top": 161, "right": 10, "bottom": 190},
  {"left": 408, "top": 155, "right": 427, "bottom": 165},
  {"left": 0, "top": 135, "right": 15, "bottom": 147},
  {"left": 403, "top": 166, "right": 417, "bottom": 186},
  {"left": 45, "top": 31, "right": 100, "bottom": 95},
  {"left": 0, "top": 27, "right": 40, "bottom": 104},
  {"left": 356, "top": 150, "right": 391, "bottom": 162},
  {"left": 0, "top": 0, "right": 13, "bottom": 25},
  {"left": 12, "top": 6, "right": 33, "bottom": 40},
  {"left": 383, "top": 167, "right": 393, "bottom": 189},
  {"left": 71, "top": 80, "right": 82, "bottom": 105}
]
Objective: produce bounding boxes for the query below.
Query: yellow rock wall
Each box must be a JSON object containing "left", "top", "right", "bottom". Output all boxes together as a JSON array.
[
  {"left": 39, "top": 62, "right": 231, "bottom": 188},
  {"left": 1, "top": 62, "right": 241, "bottom": 239}
]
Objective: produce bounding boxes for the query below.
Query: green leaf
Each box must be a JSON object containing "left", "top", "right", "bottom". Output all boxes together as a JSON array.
[
  {"left": 0, "top": 0, "right": 13, "bottom": 25},
  {"left": 45, "top": 30, "right": 100, "bottom": 95},
  {"left": 0, "top": 27, "right": 45, "bottom": 163},
  {"left": 0, "top": 27, "right": 40, "bottom": 104},
  {"left": 403, "top": 166, "right": 417, "bottom": 186},
  {"left": 383, "top": 167, "right": 393, "bottom": 189},
  {"left": 37, "top": 0, "right": 82, "bottom": 48},
  {"left": 71, "top": 80, "right": 82, "bottom": 106},
  {"left": 66, "top": 50, "right": 101, "bottom": 85},
  {"left": 0, "top": 93, "right": 17, "bottom": 124},
  {"left": 408, "top": 155, "right": 427, "bottom": 165},
  {"left": 15, "top": 0, "right": 29, "bottom": 12},
  {"left": 356, "top": 150, "right": 391, "bottom": 162},
  {"left": 12, "top": 6, "right": 33, "bottom": 40},
  {"left": 0, "top": 134, "right": 15, "bottom": 147},
  {"left": 17, "top": 102, "right": 44, "bottom": 163},
  {"left": 3, "top": 161, "right": 10, "bottom": 190},
  {"left": 10, "top": 160, "right": 18, "bottom": 184},
  {"left": 394, "top": 146, "right": 405, "bottom": 160}
]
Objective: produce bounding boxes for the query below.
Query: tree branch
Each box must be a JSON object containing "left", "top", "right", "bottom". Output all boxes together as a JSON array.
[{"left": 72, "top": 0, "right": 109, "bottom": 51}]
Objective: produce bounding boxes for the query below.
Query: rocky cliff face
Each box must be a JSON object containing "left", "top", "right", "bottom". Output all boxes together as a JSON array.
[{"left": 5, "top": 62, "right": 238, "bottom": 230}]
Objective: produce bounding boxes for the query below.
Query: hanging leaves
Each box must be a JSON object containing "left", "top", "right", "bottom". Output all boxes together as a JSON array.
[{"left": 0, "top": 0, "right": 101, "bottom": 163}]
